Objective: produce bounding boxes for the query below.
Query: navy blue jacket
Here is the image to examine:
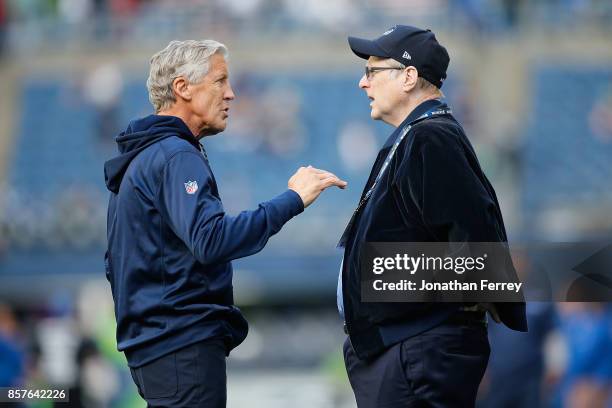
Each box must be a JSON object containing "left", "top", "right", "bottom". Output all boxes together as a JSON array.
[
  {"left": 104, "top": 115, "right": 304, "bottom": 367},
  {"left": 342, "top": 99, "right": 527, "bottom": 360}
]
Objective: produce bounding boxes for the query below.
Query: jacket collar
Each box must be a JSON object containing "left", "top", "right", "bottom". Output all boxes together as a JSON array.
[
  {"left": 383, "top": 98, "right": 447, "bottom": 148},
  {"left": 400, "top": 98, "right": 446, "bottom": 128}
]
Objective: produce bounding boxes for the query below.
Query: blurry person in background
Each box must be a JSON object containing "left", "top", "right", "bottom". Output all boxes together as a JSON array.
[
  {"left": 556, "top": 303, "right": 611, "bottom": 408},
  {"left": 0, "top": 304, "right": 24, "bottom": 387},
  {"left": 104, "top": 39, "right": 346, "bottom": 408},
  {"left": 478, "top": 251, "right": 558, "bottom": 408},
  {"left": 478, "top": 302, "right": 557, "bottom": 408},
  {"left": 83, "top": 63, "right": 124, "bottom": 146},
  {"left": 338, "top": 25, "right": 527, "bottom": 407}
]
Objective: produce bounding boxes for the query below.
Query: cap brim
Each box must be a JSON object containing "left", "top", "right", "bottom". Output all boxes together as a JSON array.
[{"left": 348, "top": 36, "right": 389, "bottom": 60}]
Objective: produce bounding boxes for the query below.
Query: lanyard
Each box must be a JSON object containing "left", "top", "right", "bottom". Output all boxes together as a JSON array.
[{"left": 337, "top": 106, "right": 452, "bottom": 248}]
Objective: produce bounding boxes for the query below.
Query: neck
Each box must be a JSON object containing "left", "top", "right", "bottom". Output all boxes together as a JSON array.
[
  {"left": 157, "top": 105, "right": 207, "bottom": 139},
  {"left": 388, "top": 92, "right": 441, "bottom": 127}
]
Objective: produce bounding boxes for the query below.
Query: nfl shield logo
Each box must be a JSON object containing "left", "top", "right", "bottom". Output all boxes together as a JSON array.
[{"left": 184, "top": 180, "right": 198, "bottom": 195}]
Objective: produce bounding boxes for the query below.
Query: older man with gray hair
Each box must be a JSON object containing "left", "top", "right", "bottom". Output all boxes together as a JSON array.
[{"left": 104, "top": 40, "right": 347, "bottom": 407}]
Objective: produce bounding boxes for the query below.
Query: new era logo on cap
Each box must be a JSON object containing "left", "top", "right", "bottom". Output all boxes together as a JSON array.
[{"left": 402, "top": 51, "right": 411, "bottom": 60}]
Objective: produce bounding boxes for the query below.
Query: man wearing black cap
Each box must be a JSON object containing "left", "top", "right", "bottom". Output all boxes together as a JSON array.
[{"left": 338, "top": 25, "right": 527, "bottom": 407}]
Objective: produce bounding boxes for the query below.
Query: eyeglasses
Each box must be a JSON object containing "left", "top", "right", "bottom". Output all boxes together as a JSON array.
[{"left": 364, "top": 66, "right": 403, "bottom": 80}]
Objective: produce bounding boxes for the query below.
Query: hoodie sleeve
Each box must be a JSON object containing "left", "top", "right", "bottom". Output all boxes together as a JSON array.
[
  {"left": 393, "top": 127, "right": 505, "bottom": 242},
  {"left": 158, "top": 150, "right": 304, "bottom": 265}
]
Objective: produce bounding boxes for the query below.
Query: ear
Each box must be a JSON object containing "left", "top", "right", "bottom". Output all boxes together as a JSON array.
[
  {"left": 402, "top": 66, "right": 418, "bottom": 92},
  {"left": 172, "top": 76, "right": 192, "bottom": 101}
]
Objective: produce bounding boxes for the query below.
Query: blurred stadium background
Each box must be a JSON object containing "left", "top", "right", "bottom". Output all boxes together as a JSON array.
[{"left": 0, "top": 0, "right": 611, "bottom": 407}]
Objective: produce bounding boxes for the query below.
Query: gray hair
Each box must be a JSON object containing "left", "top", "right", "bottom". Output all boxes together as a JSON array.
[
  {"left": 147, "top": 40, "right": 228, "bottom": 112},
  {"left": 387, "top": 58, "right": 444, "bottom": 96}
]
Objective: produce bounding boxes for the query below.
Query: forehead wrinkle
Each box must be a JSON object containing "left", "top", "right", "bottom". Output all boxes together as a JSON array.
[{"left": 207, "top": 63, "right": 228, "bottom": 81}]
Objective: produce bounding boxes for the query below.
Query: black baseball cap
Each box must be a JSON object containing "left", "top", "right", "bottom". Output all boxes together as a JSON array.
[{"left": 348, "top": 25, "right": 449, "bottom": 88}]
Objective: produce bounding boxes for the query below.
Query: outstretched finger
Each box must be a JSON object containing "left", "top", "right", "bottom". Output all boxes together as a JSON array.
[{"left": 321, "top": 177, "right": 348, "bottom": 190}]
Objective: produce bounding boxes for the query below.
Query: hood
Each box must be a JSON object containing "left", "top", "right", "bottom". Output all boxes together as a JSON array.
[{"left": 104, "top": 115, "right": 199, "bottom": 193}]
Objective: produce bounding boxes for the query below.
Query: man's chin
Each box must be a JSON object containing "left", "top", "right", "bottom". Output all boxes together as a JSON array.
[{"left": 198, "top": 123, "right": 226, "bottom": 138}]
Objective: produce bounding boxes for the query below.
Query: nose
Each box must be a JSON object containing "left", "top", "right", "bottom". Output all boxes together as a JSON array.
[
  {"left": 359, "top": 74, "right": 369, "bottom": 89},
  {"left": 225, "top": 83, "right": 235, "bottom": 101}
]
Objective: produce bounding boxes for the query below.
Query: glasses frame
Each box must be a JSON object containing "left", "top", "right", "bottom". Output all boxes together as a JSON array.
[{"left": 364, "top": 66, "right": 403, "bottom": 80}]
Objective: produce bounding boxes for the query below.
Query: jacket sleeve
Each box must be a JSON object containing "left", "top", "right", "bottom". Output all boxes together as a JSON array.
[
  {"left": 393, "top": 128, "right": 505, "bottom": 243},
  {"left": 158, "top": 150, "right": 304, "bottom": 265}
]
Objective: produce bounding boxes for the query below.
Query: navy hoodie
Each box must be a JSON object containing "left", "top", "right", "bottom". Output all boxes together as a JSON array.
[{"left": 104, "top": 115, "right": 304, "bottom": 367}]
